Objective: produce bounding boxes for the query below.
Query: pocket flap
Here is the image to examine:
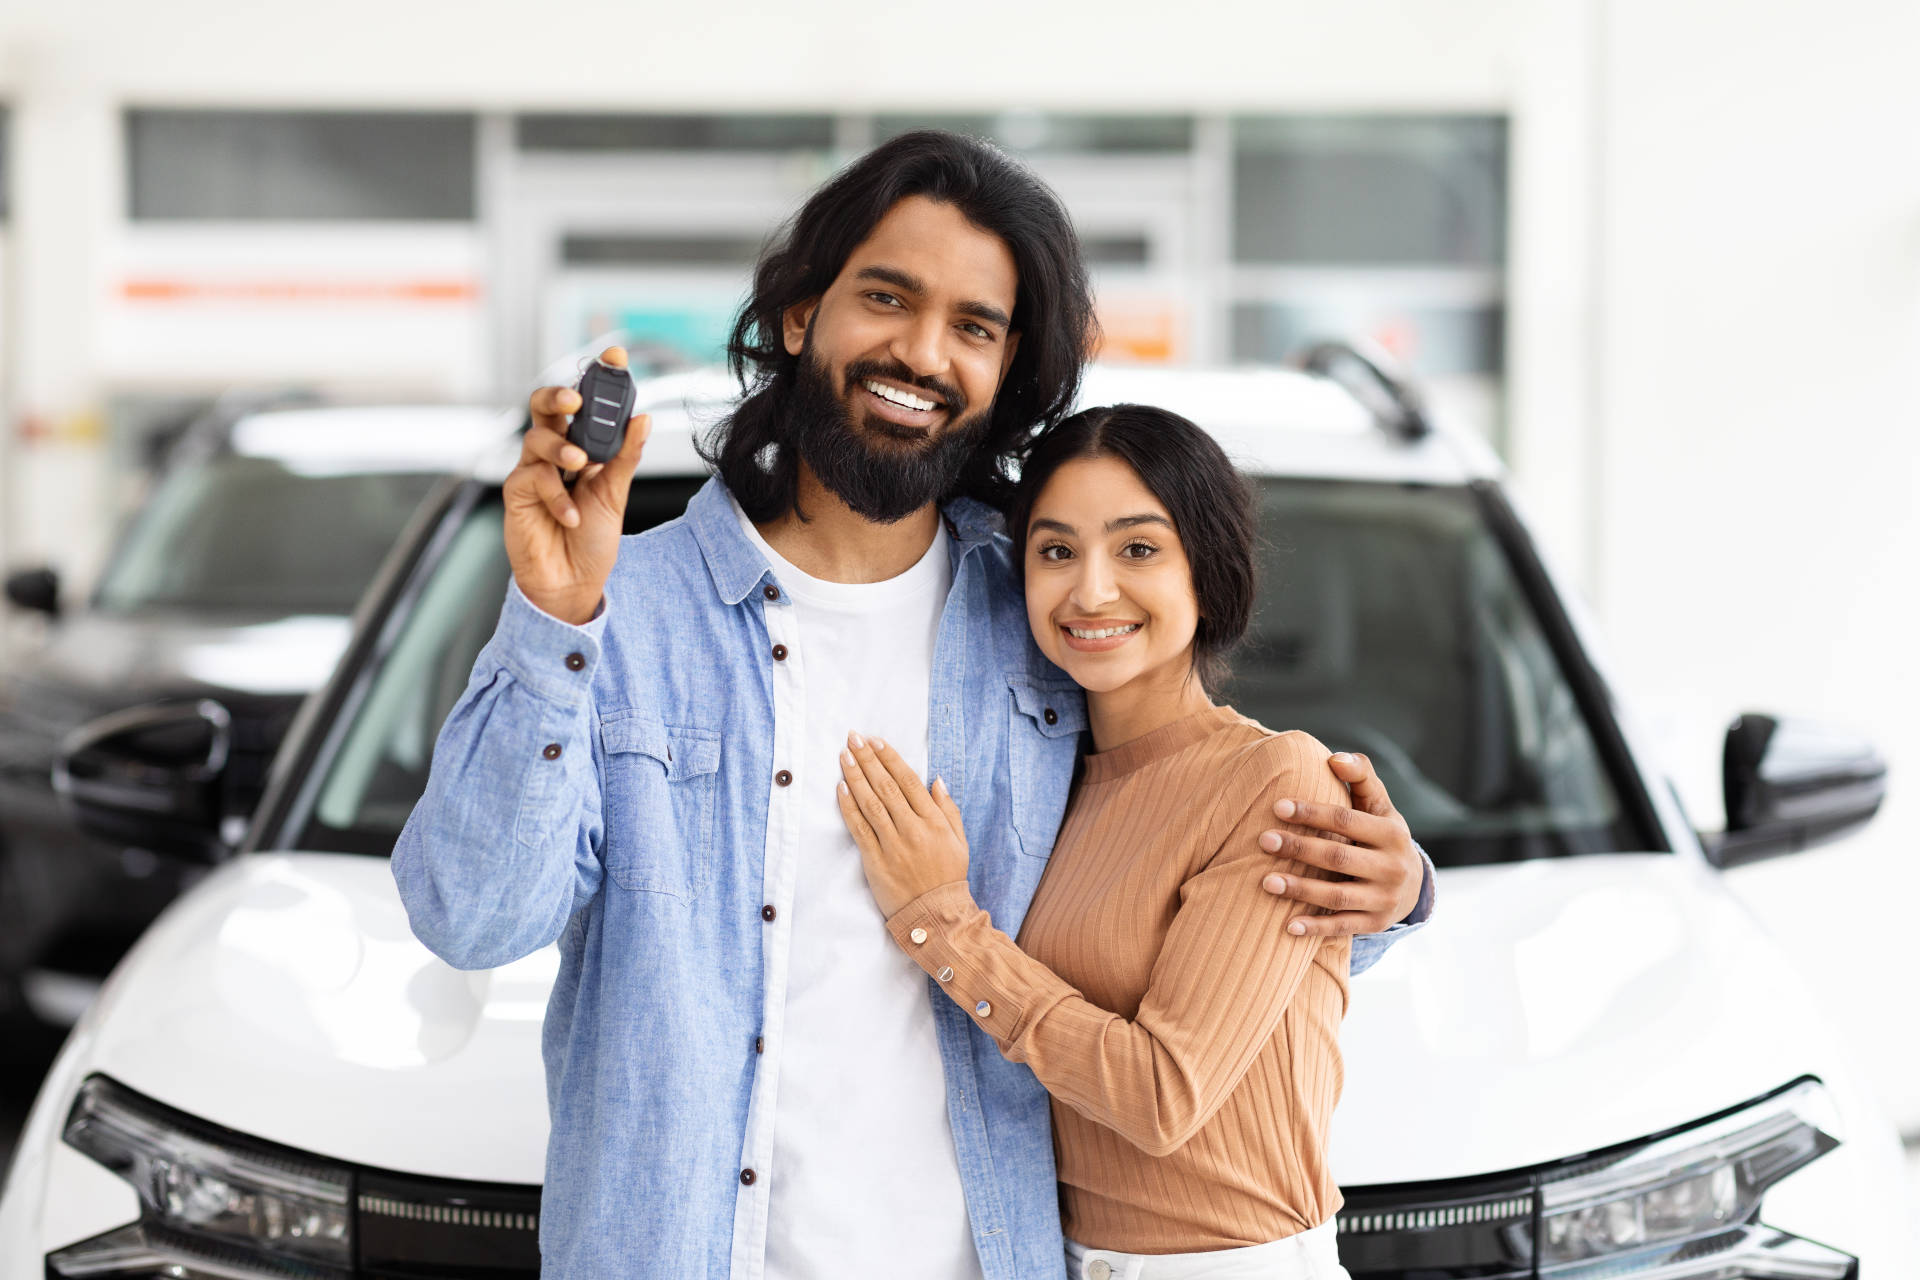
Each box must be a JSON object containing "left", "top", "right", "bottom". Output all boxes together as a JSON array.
[
  {"left": 601, "top": 714, "right": 722, "bottom": 779},
  {"left": 1006, "top": 677, "right": 1087, "bottom": 739}
]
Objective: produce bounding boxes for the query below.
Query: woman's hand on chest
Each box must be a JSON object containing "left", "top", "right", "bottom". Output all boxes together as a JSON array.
[{"left": 836, "top": 733, "right": 971, "bottom": 919}]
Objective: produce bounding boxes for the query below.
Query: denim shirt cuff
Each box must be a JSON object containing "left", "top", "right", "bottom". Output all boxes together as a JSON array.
[{"left": 492, "top": 578, "right": 610, "bottom": 705}]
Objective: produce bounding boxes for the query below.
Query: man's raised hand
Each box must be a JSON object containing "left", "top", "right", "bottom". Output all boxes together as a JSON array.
[{"left": 504, "top": 345, "right": 651, "bottom": 625}]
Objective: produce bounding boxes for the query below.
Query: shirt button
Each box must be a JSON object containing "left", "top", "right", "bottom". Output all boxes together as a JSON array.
[
  {"left": 937, "top": 966, "right": 953, "bottom": 982},
  {"left": 771, "top": 644, "right": 788, "bottom": 662},
  {"left": 761, "top": 904, "right": 776, "bottom": 922},
  {"left": 909, "top": 927, "right": 928, "bottom": 945},
  {"left": 740, "top": 1168, "right": 756, "bottom": 1185},
  {"left": 541, "top": 743, "right": 562, "bottom": 760},
  {"left": 974, "top": 1000, "right": 992, "bottom": 1018},
  {"left": 564, "top": 652, "right": 586, "bottom": 672},
  {"left": 763, "top": 584, "right": 780, "bottom": 601},
  {"left": 1043, "top": 708, "right": 1058, "bottom": 726},
  {"left": 754, "top": 1036, "right": 764, "bottom": 1054},
  {"left": 1089, "top": 1261, "right": 1112, "bottom": 1280},
  {"left": 774, "top": 769, "right": 793, "bottom": 787}
]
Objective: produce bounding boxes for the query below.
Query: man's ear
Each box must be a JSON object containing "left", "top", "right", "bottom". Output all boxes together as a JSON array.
[
  {"left": 999, "top": 330, "right": 1021, "bottom": 379},
  {"left": 783, "top": 298, "right": 821, "bottom": 357}
]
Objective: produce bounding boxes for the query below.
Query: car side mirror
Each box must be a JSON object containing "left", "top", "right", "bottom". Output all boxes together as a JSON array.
[
  {"left": 52, "top": 700, "right": 235, "bottom": 863},
  {"left": 4, "top": 566, "right": 60, "bottom": 616},
  {"left": 1704, "top": 713, "right": 1887, "bottom": 868}
]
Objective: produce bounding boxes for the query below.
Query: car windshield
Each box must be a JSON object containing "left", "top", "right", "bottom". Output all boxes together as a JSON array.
[
  {"left": 93, "top": 454, "right": 445, "bottom": 614},
  {"left": 292, "top": 476, "right": 1648, "bottom": 868}
]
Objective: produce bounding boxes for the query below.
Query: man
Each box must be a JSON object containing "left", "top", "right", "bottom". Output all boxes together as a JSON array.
[{"left": 393, "top": 130, "right": 1433, "bottom": 1278}]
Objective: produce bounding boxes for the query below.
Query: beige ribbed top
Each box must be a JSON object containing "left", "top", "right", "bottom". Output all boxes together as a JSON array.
[{"left": 886, "top": 705, "right": 1351, "bottom": 1253}]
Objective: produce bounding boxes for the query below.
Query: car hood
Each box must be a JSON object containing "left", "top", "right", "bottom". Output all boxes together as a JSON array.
[
  {"left": 12, "top": 608, "right": 354, "bottom": 705},
  {"left": 1329, "top": 852, "right": 1841, "bottom": 1184},
  {"left": 76, "top": 853, "right": 554, "bottom": 1183},
  {"left": 75, "top": 852, "right": 1838, "bottom": 1187}
]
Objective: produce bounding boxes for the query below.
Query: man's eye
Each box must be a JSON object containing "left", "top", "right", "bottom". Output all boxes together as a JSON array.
[
  {"left": 867, "top": 292, "right": 903, "bottom": 307},
  {"left": 961, "top": 322, "right": 992, "bottom": 340}
]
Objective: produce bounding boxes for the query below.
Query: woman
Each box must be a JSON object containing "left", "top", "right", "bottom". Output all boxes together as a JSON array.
[{"left": 835, "top": 403, "right": 1354, "bottom": 1279}]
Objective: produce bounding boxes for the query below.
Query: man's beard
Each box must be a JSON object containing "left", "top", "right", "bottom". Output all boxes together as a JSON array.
[{"left": 782, "top": 348, "right": 993, "bottom": 524}]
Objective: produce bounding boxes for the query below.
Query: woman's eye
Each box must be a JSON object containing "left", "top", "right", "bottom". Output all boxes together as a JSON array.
[
  {"left": 1121, "top": 542, "right": 1159, "bottom": 560},
  {"left": 1036, "top": 544, "right": 1073, "bottom": 563}
]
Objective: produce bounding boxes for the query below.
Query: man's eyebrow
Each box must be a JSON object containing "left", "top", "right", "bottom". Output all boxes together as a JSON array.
[{"left": 855, "top": 264, "right": 1012, "bottom": 332}]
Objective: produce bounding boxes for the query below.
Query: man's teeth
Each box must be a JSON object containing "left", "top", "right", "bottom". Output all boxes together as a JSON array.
[
  {"left": 1067, "top": 624, "right": 1142, "bottom": 639},
  {"left": 864, "top": 380, "right": 938, "bottom": 412}
]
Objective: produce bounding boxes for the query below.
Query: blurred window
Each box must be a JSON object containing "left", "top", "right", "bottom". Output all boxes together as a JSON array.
[
  {"left": 297, "top": 480, "right": 703, "bottom": 853},
  {"left": 92, "top": 456, "right": 442, "bottom": 613},
  {"left": 1224, "top": 478, "right": 1646, "bottom": 866},
  {"left": 875, "top": 113, "right": 1192, "bottom": 153},
  {"left": 126, "top": 110, "right": 476, "bottom": 220},
  {"left": 516, "top": 114, "right": 834, "bottom": 152},
  {"left": 1232, "top": 116, "right": 1506, "bottom": 265},
  {"left": 1232, "top": 301, "right": 1504, "bottom": 376},
  {"left": 561, "top": 233, "right": 765, "bottom": 268}
]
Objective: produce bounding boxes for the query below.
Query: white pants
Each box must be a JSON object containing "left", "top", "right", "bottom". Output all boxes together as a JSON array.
[{"left": 1064, "top": 1221, "right": 1350, "bottom": 1280}]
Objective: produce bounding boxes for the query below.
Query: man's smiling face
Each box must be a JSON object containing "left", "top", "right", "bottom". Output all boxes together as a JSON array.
[{"left": 779, "top": 195, "right": 1022, "bottom": 522}]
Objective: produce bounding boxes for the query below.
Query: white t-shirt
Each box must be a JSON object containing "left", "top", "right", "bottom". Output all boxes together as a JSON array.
[{"left": 730, "top": 501, "right": 981, "bottom": 1280}]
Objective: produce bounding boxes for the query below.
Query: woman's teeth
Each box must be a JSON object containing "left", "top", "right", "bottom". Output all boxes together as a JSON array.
[
  {"left": 864, "top": 380, "right": 939, "bottom": 412},
  {"left": 1066, "top": 624, "right": 1142, "bottom": 639}
]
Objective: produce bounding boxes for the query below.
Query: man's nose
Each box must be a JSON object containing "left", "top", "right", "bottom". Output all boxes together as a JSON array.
[{"left": 890, "top": 311, "right": 948, "bottom": 380}]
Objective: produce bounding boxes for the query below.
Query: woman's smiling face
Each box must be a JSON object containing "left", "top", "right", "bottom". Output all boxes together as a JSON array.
[{"left": 1023, "top": 454, "right": 1202, "bottom": 695}]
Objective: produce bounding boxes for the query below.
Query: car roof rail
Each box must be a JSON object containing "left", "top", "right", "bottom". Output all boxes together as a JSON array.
[{"left": 1288, "top": 339, "right": 1434, "bottom": 442}]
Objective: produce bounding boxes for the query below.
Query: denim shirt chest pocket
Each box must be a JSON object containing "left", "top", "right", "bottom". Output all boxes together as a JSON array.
[
  {"left": 599, "top": 711, "right": 722, "bottom": 898},
  {"left": 1006, "top": 676, "right": 1087, "bottom": 860}
]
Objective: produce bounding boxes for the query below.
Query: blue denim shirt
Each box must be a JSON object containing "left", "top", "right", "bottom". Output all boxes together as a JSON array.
[{"left": 392, "top": 477, "right": 1432, "bottom": 1278}]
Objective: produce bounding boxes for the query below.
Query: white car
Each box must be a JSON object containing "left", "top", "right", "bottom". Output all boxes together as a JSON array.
[{"left": 1, "top": 352, "right": 1908, "bottom": 1277}]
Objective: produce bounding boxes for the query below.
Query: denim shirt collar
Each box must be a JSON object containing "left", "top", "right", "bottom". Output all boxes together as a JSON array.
[{"left": 685, "top": 476, "right": 1004, "bottom": 606}]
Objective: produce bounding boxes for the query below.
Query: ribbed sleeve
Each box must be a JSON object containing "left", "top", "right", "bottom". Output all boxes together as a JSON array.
[{"left": 886, "top": 709, "right": 1353, "bottom": 1251}]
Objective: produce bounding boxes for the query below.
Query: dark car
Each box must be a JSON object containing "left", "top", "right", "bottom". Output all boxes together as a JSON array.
[{"left": 0, "top": 401, "right": 513, "bottom": 1023}]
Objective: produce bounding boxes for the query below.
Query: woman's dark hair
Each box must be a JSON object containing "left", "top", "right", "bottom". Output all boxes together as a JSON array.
[
  {"left": 701, "top": 130, "right": 1097, "bottom": 520},
  {"left": 1008, "top": 404, "right": 1258, "bottom": 693}
]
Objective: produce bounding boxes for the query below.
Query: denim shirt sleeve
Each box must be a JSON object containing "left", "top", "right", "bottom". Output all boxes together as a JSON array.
[
  {"left": 391, "top": 577, "right": 610, "bottom": 971},
  {"left": 1347, "top": 839, "right": 1436, "bottom": 977}
]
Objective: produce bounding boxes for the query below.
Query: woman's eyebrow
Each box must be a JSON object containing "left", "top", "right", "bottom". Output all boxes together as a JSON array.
[
  {"left": 1029, "top": 517, "right": 1076, "bottom": 537},
  {"left": 1106, "top": 513, "right": 1174, "bottom": 532}
]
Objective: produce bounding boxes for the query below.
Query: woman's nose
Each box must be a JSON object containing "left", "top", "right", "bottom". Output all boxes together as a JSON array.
[{"left": 1069, "top": 558, "right": 1120, "bottom": 610}]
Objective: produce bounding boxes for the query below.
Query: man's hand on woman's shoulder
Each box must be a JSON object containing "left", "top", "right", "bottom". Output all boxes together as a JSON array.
[{"left": 1257, "top": 752, "right": 1425, "bottom": 937}]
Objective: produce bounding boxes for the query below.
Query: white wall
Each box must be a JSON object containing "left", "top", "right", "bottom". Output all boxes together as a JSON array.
[{"left": 1593, "top": 0, "right": 1920, "bottom": 1127}]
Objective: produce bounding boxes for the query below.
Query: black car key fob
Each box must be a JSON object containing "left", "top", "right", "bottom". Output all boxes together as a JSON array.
[{"left": 566, "top": 358, "right": 636, "bottom": 467}]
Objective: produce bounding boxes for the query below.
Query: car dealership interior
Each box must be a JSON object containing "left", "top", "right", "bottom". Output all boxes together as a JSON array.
[{"left": 1, "top": 0, "right": 1916, "bottom": 1271}]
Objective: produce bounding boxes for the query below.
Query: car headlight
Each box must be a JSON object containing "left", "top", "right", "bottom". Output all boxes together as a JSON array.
[
  {"left": 1335, "top": 1077, "right": 1855, "bottom": 1278},
  {"left": 1537, "top": 1078, "right": 1838, "bottom": 1270},
  {"left": 51, "top": 1074, "right": 353, "bottom": 1277}
]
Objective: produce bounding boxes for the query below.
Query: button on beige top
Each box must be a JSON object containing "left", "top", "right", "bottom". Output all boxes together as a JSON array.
[
  {"left": 884, "top": 707, "right": 1352, "bottom": 1253},
  {"left": 909, "top": 927, "right": 928, "bottom": 945}
]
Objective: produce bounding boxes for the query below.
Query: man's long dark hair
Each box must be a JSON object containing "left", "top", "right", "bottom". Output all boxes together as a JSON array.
[{"left": 701, "top": 130, "right": 1097, "bottom": 521}]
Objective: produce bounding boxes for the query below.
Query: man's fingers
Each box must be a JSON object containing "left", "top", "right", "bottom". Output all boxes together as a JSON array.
[
  {"left": 867, "top": 738, "right": 940, "bottom": 819},
  {"left": 1329, "top": 751, "right": 1396, "bottom": 819},
  {"left": 521, "top": 420, "right": 590, "bottom": 472},
  {"left": 528, "top": 384, "right": 581, "bottom": 439},
  {"left": 1269, "top": 798, "right": 1392, "bottom": 846},
  {"left": 599, "top": 345, "right": 629, "bottom": 368},
  {"left": 1261, "top": 828, "right": 1391, "bottom": 878},
  {"left": 836, "top": 781, "right": 880, "bottom": 858},
  {"left": 512, "top": 460, "right": 580, "bottom": 529},
  {"left": 839, "top": 746, "right": 895, "bottom": 834},
  {"left": 1274, "top": 910, "right": 1387, "bottom": 939},
  {"left": 1260, "top": 869, "right": 1389, "bottom": 916},
  {"left": 600, "top": 413, "right": 652, "bottom": 494}
]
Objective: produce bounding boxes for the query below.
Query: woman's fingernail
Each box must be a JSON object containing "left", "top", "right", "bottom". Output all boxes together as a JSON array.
[
  {"left": 841, "top": 750, "right": 854, "bottom": 767},
  {"left": 837, "top": 781, "right": 848, "bottom": 794},
  {"left": 1274, "top": 800, "right": 1296, "bottom": 819},
  {"left": 849, "top": 731, "right": 866, "bottom": 749},
  {"left": 871, "top": 735, "right": 887, "bottom": 750},
  {"left": 933, "top": 777, "right": 946, "bottom": 794}
]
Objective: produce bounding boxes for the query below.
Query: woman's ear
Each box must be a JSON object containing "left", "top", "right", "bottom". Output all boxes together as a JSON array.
[{"left": 782, "top": 298, "right": 820, "bottom": 357}]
